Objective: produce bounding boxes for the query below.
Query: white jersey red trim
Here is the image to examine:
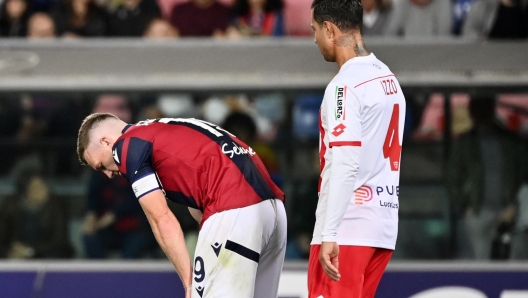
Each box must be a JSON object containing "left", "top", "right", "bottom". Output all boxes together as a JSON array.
[{"left": 311, "top": 53, "right": 406, "bottom": 250}]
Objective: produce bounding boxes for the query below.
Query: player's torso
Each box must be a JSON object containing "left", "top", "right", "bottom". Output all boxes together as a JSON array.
[
  {"left": 316, "top": 54, "right": 406, "bottom": 248},
  {"left": 121, "top": 119, "right": 282, "bottom": 221}
]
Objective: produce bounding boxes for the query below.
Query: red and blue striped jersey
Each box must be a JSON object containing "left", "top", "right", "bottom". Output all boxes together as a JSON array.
[{"left": 112, "top": 118, "right": 285, "bottom": 224}]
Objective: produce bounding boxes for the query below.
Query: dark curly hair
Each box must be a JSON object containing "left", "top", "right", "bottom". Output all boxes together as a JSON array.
[{"left": 311, "top": 0, "right": 363, "bottom": 32}]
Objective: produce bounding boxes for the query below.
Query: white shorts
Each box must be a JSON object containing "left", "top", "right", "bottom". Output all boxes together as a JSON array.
[{"left": 191, "top": 199, "right": 287, "bottom": 298}]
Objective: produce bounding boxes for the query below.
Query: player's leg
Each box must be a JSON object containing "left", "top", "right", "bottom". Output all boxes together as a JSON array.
[
  {"left": 192, "top": 200, "right": 277, "bottom": 298},
  {"left": 308, "top": 245, "right": 375, "bottom": 298},
  {"left": 191, "top": 207, "right": 257, "bottom": 297},
  {"left": 253, "top": 199, "right": 287, "bottom": 298},
  {"left": 361, "top": 248, "right": 393, "bottom": 298}
]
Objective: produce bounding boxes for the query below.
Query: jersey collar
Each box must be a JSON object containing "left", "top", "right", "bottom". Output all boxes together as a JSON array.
[
  {"left": 122, "top": 124, "right": 132, "bottom": 133},
  {"left": 342, "top": 53, "right": 376, "bottom": 69}
]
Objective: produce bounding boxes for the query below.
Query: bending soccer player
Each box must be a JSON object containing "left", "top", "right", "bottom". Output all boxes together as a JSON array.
[
  {"left": 308, "top": 0, "right": 406, "bottom": 297},
  {"left": 77, "top": 114, "right": 287, "bottom": 298}
]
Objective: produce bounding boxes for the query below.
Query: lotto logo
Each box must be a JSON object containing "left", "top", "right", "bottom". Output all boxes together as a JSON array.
[
  {"left": 332, "top": 124, "right": 346, "bottom": 137},
  {"left": 354, "top": 185, "right": 373, "bottom": 205}
]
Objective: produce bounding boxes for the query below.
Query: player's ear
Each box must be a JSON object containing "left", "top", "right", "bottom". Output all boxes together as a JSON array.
[
  {"left": 323, "top": 21, "right": 335, "bottom": 40},
  {"left": 100, "top": 136, "right": 112, "bottom": 148},
  {"left": 323, "top": 21, "right": 332, "bottom": 38}
]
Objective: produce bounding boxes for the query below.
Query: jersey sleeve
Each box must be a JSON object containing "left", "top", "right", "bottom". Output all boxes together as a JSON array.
[
  {"left": 322, "top": 83, "right": 362, "bottom": 242},
  {"left": 113, "top": 137, "right": 161, "bottom": 199},
  {"left": 325, "top": 84, "right": 362, "bottom": 148}
]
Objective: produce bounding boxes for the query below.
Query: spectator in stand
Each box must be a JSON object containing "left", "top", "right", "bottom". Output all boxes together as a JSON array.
[
  {"left": 10, "top": 94, "right": 53, "bottom": 141},
  {"left": 385, "top": 0, "right": 452, "bottom": 37},
  {"left": 0, "top": 0, "right": 32, "bottom": 37},
  {"left": 143, "top": 17, "right": 178, "bottom": 38},
  {"left": 82, "top": 171, "right": 153, "bottom": 259},
  {"left": 221, "top": 111, "right": 283, "bottom": 188},
  {"left": 446, "top": 96, "right": 525, "bottom": 259},
  {"left": 170, "top": 0, "right": 231, "bottom": 37},
  {"left": 453, "top": 0, "right": 477, "bottom": 35},
  {"left": 361, "top": 0, "right": 394, "bottom": 36},
  {"left": 0, "top": 170, "right": 74, "bottom": 259},
  {"left": 231, "top": 0, "right": 284, "bottom": 37},
  {"left": 462, "top": 0, "right": 528, "bottom": 39},
  {"left": 50, "top": 0, "right": 108, "bottom": 37},
  {"left": 82, "top": 94, "right": 153, "bottom": 259},
  {"left": 512, "top": 173, "right": 528, "bottom": 259},
  {"left": 27, "top": 12, "right": 57, "bottom": 38},
  {"left": 107, "top": 0, "right": 161, "bottom": 36}
]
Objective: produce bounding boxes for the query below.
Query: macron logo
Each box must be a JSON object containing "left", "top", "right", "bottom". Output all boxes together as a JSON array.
[
  {"left": 112, "top": 148, "right": 120, "bottom": 164},
  {"left": 196, "top": 286, "right": 204, "bottom": 298}
]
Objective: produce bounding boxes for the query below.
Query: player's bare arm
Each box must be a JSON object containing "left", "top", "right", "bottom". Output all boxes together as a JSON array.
[{"left": 139, "top": 189, "right": 193, "bottom": 295}]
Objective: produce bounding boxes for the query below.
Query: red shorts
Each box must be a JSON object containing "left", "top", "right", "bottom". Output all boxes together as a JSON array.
[{"left": 308, "top": 245, "right": 393, "bottom": 298}]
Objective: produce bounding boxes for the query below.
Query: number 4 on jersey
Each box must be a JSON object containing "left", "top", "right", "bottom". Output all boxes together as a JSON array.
[{"left": 383, "top": 104, "right": 402, "bottom": 171}]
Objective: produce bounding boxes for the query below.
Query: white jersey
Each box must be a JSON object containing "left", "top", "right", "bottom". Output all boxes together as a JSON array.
[{"left": 311, "top": 53, "right": 405, "bottom": 250}]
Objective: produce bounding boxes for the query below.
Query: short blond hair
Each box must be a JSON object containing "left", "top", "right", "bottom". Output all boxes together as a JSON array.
[{"left": 77, "top": 113, "right": 119, "bottom": 165}]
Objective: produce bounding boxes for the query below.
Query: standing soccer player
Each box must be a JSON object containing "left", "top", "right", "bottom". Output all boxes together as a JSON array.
[
  {"left": 308, "top": 1, "right": 405, "bottom": 297},
  {"left": 77, "top": 114, "right": 287, "bottom": 298}
]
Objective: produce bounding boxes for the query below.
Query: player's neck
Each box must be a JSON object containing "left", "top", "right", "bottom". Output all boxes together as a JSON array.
[
  {"left": 115, "top": 121, "right": 128, "bottom": 135},
  {"left": 104, "top": 118, "right": 129, "bottom": 138},
  {"left": 335, "top": 34, "right": 370, "bottom": 69}
]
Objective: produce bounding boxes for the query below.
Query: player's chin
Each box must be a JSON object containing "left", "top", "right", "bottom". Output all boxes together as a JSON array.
[{"left": 323, "top": 54, "right": 335, "bottom": 62}]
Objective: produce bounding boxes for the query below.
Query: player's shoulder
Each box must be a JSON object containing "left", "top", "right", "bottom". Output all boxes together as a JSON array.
[
  {"left": 327, "top": 55, "right": 386, "bottom": 89},
  {"left": 113, "top": 131, "right": 154, "bottom": 163}
]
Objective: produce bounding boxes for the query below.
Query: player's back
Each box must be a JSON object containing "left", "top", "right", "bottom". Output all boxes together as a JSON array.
[
  {"left": 315, "top": 53, "right": 405, "bottom": 249},
  {"left": 337, "top": 54, "right": 406, "bottom": 193},
  {"left": 114, "top": 118, "right": 284, "bottom": 224}
]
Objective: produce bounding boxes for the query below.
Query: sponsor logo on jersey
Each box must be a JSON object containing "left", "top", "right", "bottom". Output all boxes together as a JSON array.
[
  {"left": 222, "top": 142, "right": 256, "bottom": 159},
  {"left": 376, "top": 185, "right": 399, "bottom": 208},
  {"left": 379, "top": 201, "right": 399, "bottom": 209},
  {"left": 211, "top": 242, "right": 222, "bottom": 257},
  {"left": 354, "top": 185, "right": 373, "bottom": 205},
  {"left": 376, "top": 185, "right": 399, "bottom": 196},
  {"left": 355, "top": 185, "right": 399, "bottom": 207},
  {"left": 331, "top": 123, "right": 346, "bottom": 137},
  {"left": 196, "top": 286, "right": 204, "bottom": 298},
  {"left": 335, "top": 85, "right": 346, "bottom": 121}
]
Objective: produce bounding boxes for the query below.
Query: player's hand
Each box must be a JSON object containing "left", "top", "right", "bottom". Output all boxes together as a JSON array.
[{"left": 319, "top": 241, "right": 341, "bottom": 281}]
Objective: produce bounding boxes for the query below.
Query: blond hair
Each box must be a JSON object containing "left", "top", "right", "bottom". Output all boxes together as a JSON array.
[{"left": 77, "top": 113, "right": 119, "bottom": 165}]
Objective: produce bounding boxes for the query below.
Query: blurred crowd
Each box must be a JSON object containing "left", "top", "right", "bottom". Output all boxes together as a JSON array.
[
  {"left": 0, "top": 0, "right": 528, "bottom": 262},
  {"left": 0, "top": 0, "right": 527, "bottom": 39}
]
